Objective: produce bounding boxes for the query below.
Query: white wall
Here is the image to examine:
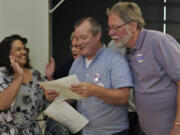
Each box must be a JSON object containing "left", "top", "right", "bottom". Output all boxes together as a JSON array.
[{"left": 0, "top": 0, "right": 49, "bottom": 74}]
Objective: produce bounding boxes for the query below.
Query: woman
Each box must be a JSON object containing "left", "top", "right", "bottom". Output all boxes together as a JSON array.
[{"left": 0, "top": 34, "right": 53, "bottom": 135}]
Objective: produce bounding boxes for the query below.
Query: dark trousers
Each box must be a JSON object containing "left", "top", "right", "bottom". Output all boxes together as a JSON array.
[
  {"left": 128, "top": 112, "right": 145, "bottom": 135},
  {"left": 112, "top": 129, "right": 129, "bottom": 135},
  {"left": 44, "top": 118, "right": 81, "bottom": 135},
  {"left": 44, "top": 118, "right": 69, "bottom": 135}
]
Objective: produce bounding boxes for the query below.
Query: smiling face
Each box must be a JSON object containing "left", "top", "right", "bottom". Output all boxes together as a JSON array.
[
  {"left": 108, "top": 13, "right": 132, "bottom": 47},
  {"left": 75, "top": 20, "right": 101, "bottom": 60},
  {"left": 10, "top": 40, "right": 28, "bottom": 67},
  {"left": 71, "top": 37, "right": 81, "bottom": 60}
]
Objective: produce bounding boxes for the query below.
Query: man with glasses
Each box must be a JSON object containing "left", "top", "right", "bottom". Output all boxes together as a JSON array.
[
  {"left": 108, "top": 40, "right": 143, "bottom": 135},
  {"left": 107, "top": 2, "right": 180, "bottom": 135},
  {"left": 69, "top": 17, "right": 133, "bottom": 135}
]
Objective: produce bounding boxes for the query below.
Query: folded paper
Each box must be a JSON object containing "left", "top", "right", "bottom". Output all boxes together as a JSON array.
[{"left": 40, "top": 75, "right": 85, "bottom": 100}]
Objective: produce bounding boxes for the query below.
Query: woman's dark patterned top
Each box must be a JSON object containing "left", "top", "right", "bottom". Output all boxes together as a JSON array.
[{"left": 0, "top": 67, "right": 49, "bottom": 135}]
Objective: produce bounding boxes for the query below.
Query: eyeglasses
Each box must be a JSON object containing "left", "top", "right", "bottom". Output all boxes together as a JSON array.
[
  {"left": 107, "top": 21, "right": 131, "bottom": 32},
  {"left": 69, "top": 45, "right": 79, "bottom": 49}
]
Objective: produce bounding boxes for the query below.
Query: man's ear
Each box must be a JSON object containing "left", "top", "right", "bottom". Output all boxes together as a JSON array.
[
  {"left": 95, "top": 32, "right": 102, "bottom": 41},
  {"left": 130, "top": 21, "right": 138, "bottom": 33}
]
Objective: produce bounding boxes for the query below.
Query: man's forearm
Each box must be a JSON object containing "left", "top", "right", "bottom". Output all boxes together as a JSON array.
[{"left": 95, "top": 86, "right": 130, "bottom": 105}]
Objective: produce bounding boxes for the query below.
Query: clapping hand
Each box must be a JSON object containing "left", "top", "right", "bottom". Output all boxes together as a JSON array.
[
  {"left": 9, "top": 55, "right": 24, "bottom": 78},
  {"left": 45, "top": 58, "right": 55, "bottom": 80}
]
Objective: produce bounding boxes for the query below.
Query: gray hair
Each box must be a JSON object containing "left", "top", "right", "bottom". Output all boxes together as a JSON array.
[
  {"left": 107, "top": 2, "right": 145, "bottom": 29},
  {"left": 74, "top": 17, "right": 102, "bottom": 36}
]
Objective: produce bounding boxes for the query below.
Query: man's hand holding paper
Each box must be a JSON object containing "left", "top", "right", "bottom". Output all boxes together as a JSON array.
[
  {"left": 40, "top": 87, "right": 59, "bottom": 101},
  {"left": 40, "top": 75, "right": 89, "bottom": 134},
  {"left": 40, "top": 74, "right": 86, "bottom": 100}
]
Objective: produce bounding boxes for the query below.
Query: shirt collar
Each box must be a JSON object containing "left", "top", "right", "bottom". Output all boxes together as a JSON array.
[
  {"left": 133, "top": 28, "right": 147, "bottom": 50},
  {"left": 94, "top": 44, "right": 106, "bottom": 58}
]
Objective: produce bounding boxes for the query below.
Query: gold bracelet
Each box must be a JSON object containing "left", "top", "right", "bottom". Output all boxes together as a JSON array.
[{"left": 174, "top": 122, "right": 180, "bottom": 127}]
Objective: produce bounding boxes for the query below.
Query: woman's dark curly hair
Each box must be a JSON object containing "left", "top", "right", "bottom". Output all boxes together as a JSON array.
[{"left": 0, "top": 34, "right": 32, "bottom": 75}]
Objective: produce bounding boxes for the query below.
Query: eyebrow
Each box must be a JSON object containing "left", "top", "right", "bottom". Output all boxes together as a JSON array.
[
  {"left": 12, "top": 47, "right": 26, "bottom": 49},
  {"left": 79, "top": 35, "right": 88, "bottom": 38}
]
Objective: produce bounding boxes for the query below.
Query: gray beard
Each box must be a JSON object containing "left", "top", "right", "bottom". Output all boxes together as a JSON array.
[
  {"left": 116, "top": 25, "right": 132, "bottom": 47},
  {"left": 115, "top": 42, "right": 124, "bottom": 48},
  {"left": 109, "top": 40, "right": 126, "bottom": 55}
]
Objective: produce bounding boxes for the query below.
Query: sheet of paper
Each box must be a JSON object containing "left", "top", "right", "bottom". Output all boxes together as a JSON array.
[
  {"left": 40, "top": 75, "right": 85, "bottom": 100},
  {"left": 44, "top": 100, "right": 89, "bottom": 134}
]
